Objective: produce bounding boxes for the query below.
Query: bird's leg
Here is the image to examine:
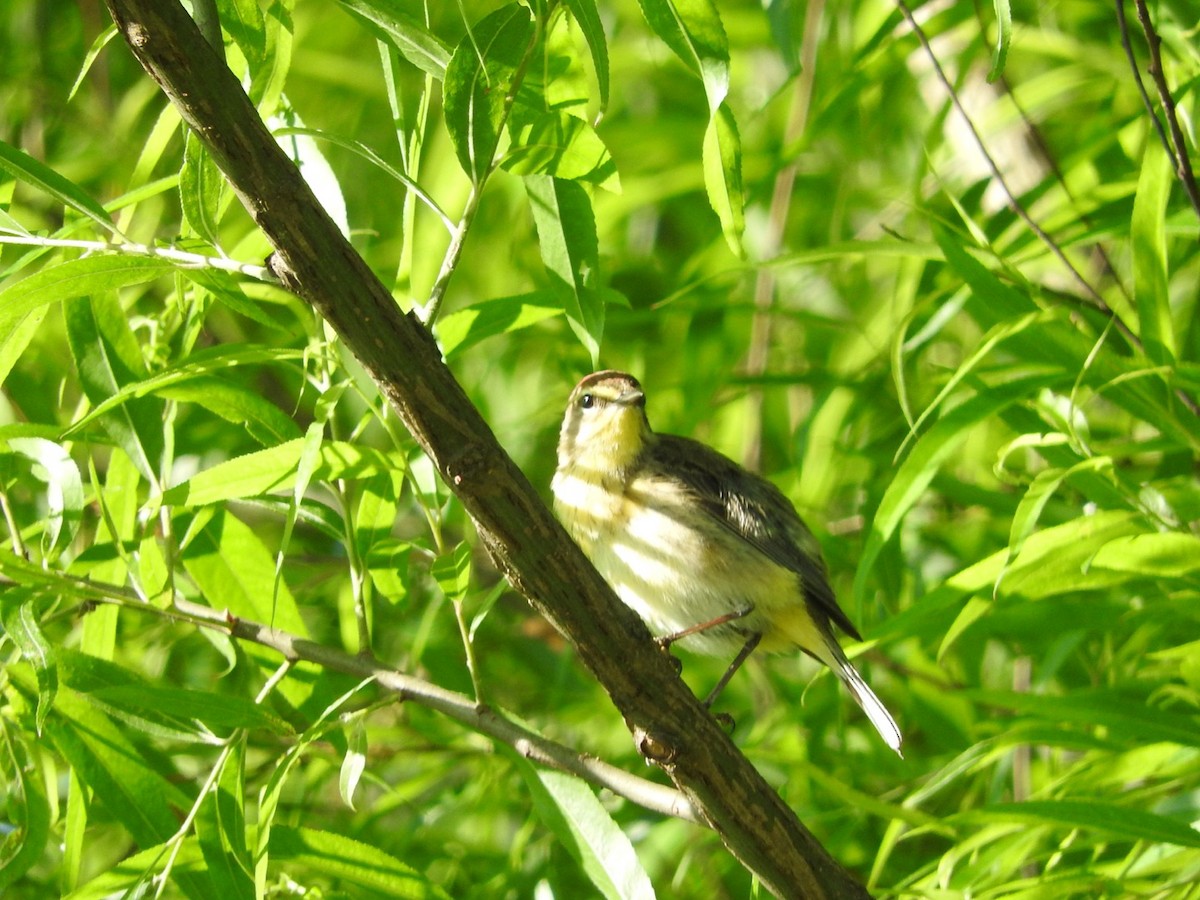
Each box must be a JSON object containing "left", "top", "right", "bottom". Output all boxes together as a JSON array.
[
  {"left": 655, "top": 604, "right": 755, "bottom": 653},
  {"left": 702, "top": 632, "right": 763, "bottom": 708}
]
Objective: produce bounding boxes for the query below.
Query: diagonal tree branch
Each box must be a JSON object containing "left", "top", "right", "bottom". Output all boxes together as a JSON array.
[{"left": 100, "top": 0, "right": 871, "bottom": 896}]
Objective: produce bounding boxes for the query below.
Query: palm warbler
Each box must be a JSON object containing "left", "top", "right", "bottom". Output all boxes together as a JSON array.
[{"left": 552, "top": 370, "right": 902, "bottom": 754}]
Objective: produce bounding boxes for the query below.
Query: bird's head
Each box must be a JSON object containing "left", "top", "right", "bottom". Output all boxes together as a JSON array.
[{"left": 556, "top": 370, "right": 652, "bottom": 479}]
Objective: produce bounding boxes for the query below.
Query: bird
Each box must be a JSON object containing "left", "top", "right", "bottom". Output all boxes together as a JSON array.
[{"left": 551, "top": 370, "right": 902, "bottom": 755}]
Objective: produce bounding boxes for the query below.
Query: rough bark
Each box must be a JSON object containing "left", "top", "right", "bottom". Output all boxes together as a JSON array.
[{"left": 101, "top": 1, "right": 872, "bottom": 896}]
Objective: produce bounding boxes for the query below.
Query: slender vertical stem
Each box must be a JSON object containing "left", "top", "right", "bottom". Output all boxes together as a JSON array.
[{"left": 743, "top": 0, "right": 824, "bottom": 470}]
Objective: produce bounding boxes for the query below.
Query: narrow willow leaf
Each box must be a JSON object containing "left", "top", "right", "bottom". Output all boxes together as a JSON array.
[
  {"left": 431, "top": 541, "right": 472, "bottom": 603},
  {"left": 67, "top": 24, "right": 119, "bottom": 102},
  {"left": 961, "top": 800, "right": 1200, "bottom": 848},
  {"left": 702, "top": 102, "right": 744, "bottom": 256},
  {"left": 0, "top": 731, "right": 51, "bottom": 891},
  {"left": 6, "top": 668, "right": 185, "bottom": 846},
  {"left": 0, "top": 138, "right": 117, "bottom": 235},
  {"left": 0, "top": 303, "right": 47, "bottom": 388},
  {"left": 160, "top": 439, "right": 398, "bottom": 507},
  {"left": 269, "top": 826, "right": 454, "bottom": 899},
  {"left": 1090, "top": 532, "right": 1200, "bottom": 578},
  {"left": 61, "top": 838, "right": 207, "bottom": 900},
  {"left": 353, "top": 471, "right": 402, "bottom": 559},
  {"left": 63, "top": 343, "right": 305, "bottom": 441},
  {"left": 7, "top": 436, "right": 85, "bottom": 559},
  {"left": 563, "top": 0, "right": 610, "bottom": 114},
  {"left": 217, "top": 0, "right": 267, "bottom": 68},
  {"left": 970, "top": 687, "right": 1200, "bottom": 748},
  {"left": 339, "top": 718, "right": 368, "bottom": 811},
  {"left": 524, "top": 175, "right": 604, "bottom": 363},
  {"left": 505, "top": 109, "right": 619, "bottom": 189},
  {"left": 1, "top": 591, "right": 57, "bottom": 735},
  {"left": 994, "top": 456, "right": 1112, "bottom": 595},
  {"left": 854, "top": 372, "right": 1060, "bottom": 605},
  {"left": 444, "top": 4, "right": 534, "bottom": 182},
  {"left": 64, "top": 293, "right": 166, "bottom": 483},
  {"left": 180, "top": 133, "right": 223, "bottom": 246},
  {"left": 987, "top": 0, "right": 1012, "bottom": 82},
  {"left": 1131, "top": 141, "right": 1174, "bottom": 366},
  {"left": 86, "top": 685, "right": 292, "bottom": 736},
  {"left": 157, "top": 375, "right": 302, "bottom": 446},
  {"left": 436, "top": 291, "right": 563, "bottom": 357},
  {"left": 636, "top": 0, "right": 729, "bottom": 111},
  {"left": 271, "top": 109, "right": 350, "bottom": 238},
  {"left": 0, "top": 256, "right": 174, "bottom": 339},
  {"left": 180, "top": 508, "right": 309, "bottom": 639},
  {"left": 196, "top": 741, "right": 254, "bottom": 900},
  {"left": 515, "top": 757, "right": 656, "bottom": 900},
  {"left": 338, "top": 0, "right": 452, "bottom": 78}
]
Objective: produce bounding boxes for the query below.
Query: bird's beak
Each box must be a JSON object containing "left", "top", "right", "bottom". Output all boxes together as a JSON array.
[{"left": 617, "top": 387, "right": 645, "bottom": 407}]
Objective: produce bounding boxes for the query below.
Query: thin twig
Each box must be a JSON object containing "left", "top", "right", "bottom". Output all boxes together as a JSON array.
[
  {"left": 1116, "top": 0, "right": 1175, "bottom": 171},
  {"left": 0, "top": 234, "right": 276, "bottom": 281},
  {"left": 1131, "top": 0, "right": 1200, "bottom": 226},
  {"left": 894, "top": 0, "right": 1115, "bottom": 317},
  {"left": 742, "top": 0, "right": 824, "bottom": 471},
  {"left": 2, "top": 565, "right": 698, "bottom": 824},
  {"left": 419, "top": 9, "right": 544, "bottom": 326}
]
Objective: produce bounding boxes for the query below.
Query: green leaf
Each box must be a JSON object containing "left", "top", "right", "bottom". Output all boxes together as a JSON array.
[
  {"left": 7, "top": 666, "right": 186, "bottom": 847},
  {"left": 63, "top": 343, "right": 304, "bottom": 443},
  {"left": 515, "top": 757, "right": 656, "bottom": 900},
  {"left": 217, "top": 0, "right": 267, "bottom": 69},
  {"left": 970, "top": 687, "right": 1200, "bottom": 748},
  {"left": 196, "top": 741, "right": 254, "bottom": 900},
  {"left": 353, "top": 470, "right": 402, "bottom": 559},
  {"left": 1131, "top": 140, "right": 1174, "bottom": 366},
  {"left": 431, "top": 541, "right": 472, "bottom": 603},
  {"left": 180, "top": 133, "right": 224, "bottom": 246},
  {"left": 562, "top": 0, "right": 610, "bottom": 113},
  {"left": 701, "top": 102, "right": 744, "bottom": 256},
  {"left": 1089, "top": 532, "right": 1200, "bottom": 578},
  {"left": 958, "top": 799, "right": 1200, "bottom": 848},
  {"left": 436, "top": 291, "right": 563, "bottom": 357},
  {"left": 505, "top": 108, "right": 619, "bottom": 189},
  {"left": 338, "top": 0, "right": 452, "bottom": 78},
  {"left": 444, "top": 4, "right": 534, "bottom": 182},
  {"left": 339, "top": 718, "right": 368, "bottom": 811},
  {"left": 636, "top": 0, "right": 729, "bottom": 111},
  {"left": 987, "top": 0, "right": 1012, "bottom": 81},
  {"left": 0, "top": 730, "right": 51, "bottom": 892},
  {"left": 158, "top": 375, "right": 302, "bottom": 446},
  {"left": 64, "top": 293, "right": 166, "bottom": 483},
  {"left": 854, "top": 372, "right": 1060, "bottom": 605},
  {"left": 524, "top": 174, "right": 604, "bottom": 364},
  {"left": 994, "top": 456, "right": 1112, "bottom": 594},
  {"left": 86, "top": 685, "right": 293, "bottom": 737},
  {"left": 1, "top": 590, "right": 57, "bottom": 736},
  {"left": 160, "top": 438, "right": 398, "bottom": 507},
  {"left": 0, "top": 138, "right": 117, "bottom": 235},
  {"left": 0, "top": 301, "right": 47, "bottom": 388},
  {"left": 61, "top": 838, "right": 208, "bottom": 900},
  {"left": 0, "top": 255, "right": 174, "bottom": 341},
  {"left": 6, "top": 436, "right": 85, "bottom": 559},
  {"left": 180, "top": 508, "right": 309, "bottom": 639},
  {"left": 269, "top": 826, "right": 454, "bottom": 899}
]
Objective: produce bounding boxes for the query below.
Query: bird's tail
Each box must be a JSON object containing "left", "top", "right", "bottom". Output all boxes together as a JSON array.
[{"left": 819, "top": 638, "right": 903, "bottom": 756}]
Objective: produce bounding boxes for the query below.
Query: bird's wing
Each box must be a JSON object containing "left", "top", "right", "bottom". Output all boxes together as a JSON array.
[{"left": 650, "top": 435, "right": 862, "bottom": 640}]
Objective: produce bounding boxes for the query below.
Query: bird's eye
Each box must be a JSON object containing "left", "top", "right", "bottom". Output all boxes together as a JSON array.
[{"left": 580, "top": 393, "right": 595, "bottom": 409}]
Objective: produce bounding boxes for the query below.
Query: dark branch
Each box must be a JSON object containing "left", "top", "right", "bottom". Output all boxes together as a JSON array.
[
  {"left": 1130, "top": 0, "right": 1200, "bottom": 226},
  {"left": 100, "top": 0, "right": 871, "bottom": 895}
]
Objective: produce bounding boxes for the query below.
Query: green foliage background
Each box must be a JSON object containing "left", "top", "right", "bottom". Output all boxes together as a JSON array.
[{"left": 2, "top": 0, "right": 1199, "bottom": 897}]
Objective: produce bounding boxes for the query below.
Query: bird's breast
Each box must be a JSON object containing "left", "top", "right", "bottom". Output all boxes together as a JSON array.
[{"left": 553, "top": 467, "right": 792, "bottom": 655}]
